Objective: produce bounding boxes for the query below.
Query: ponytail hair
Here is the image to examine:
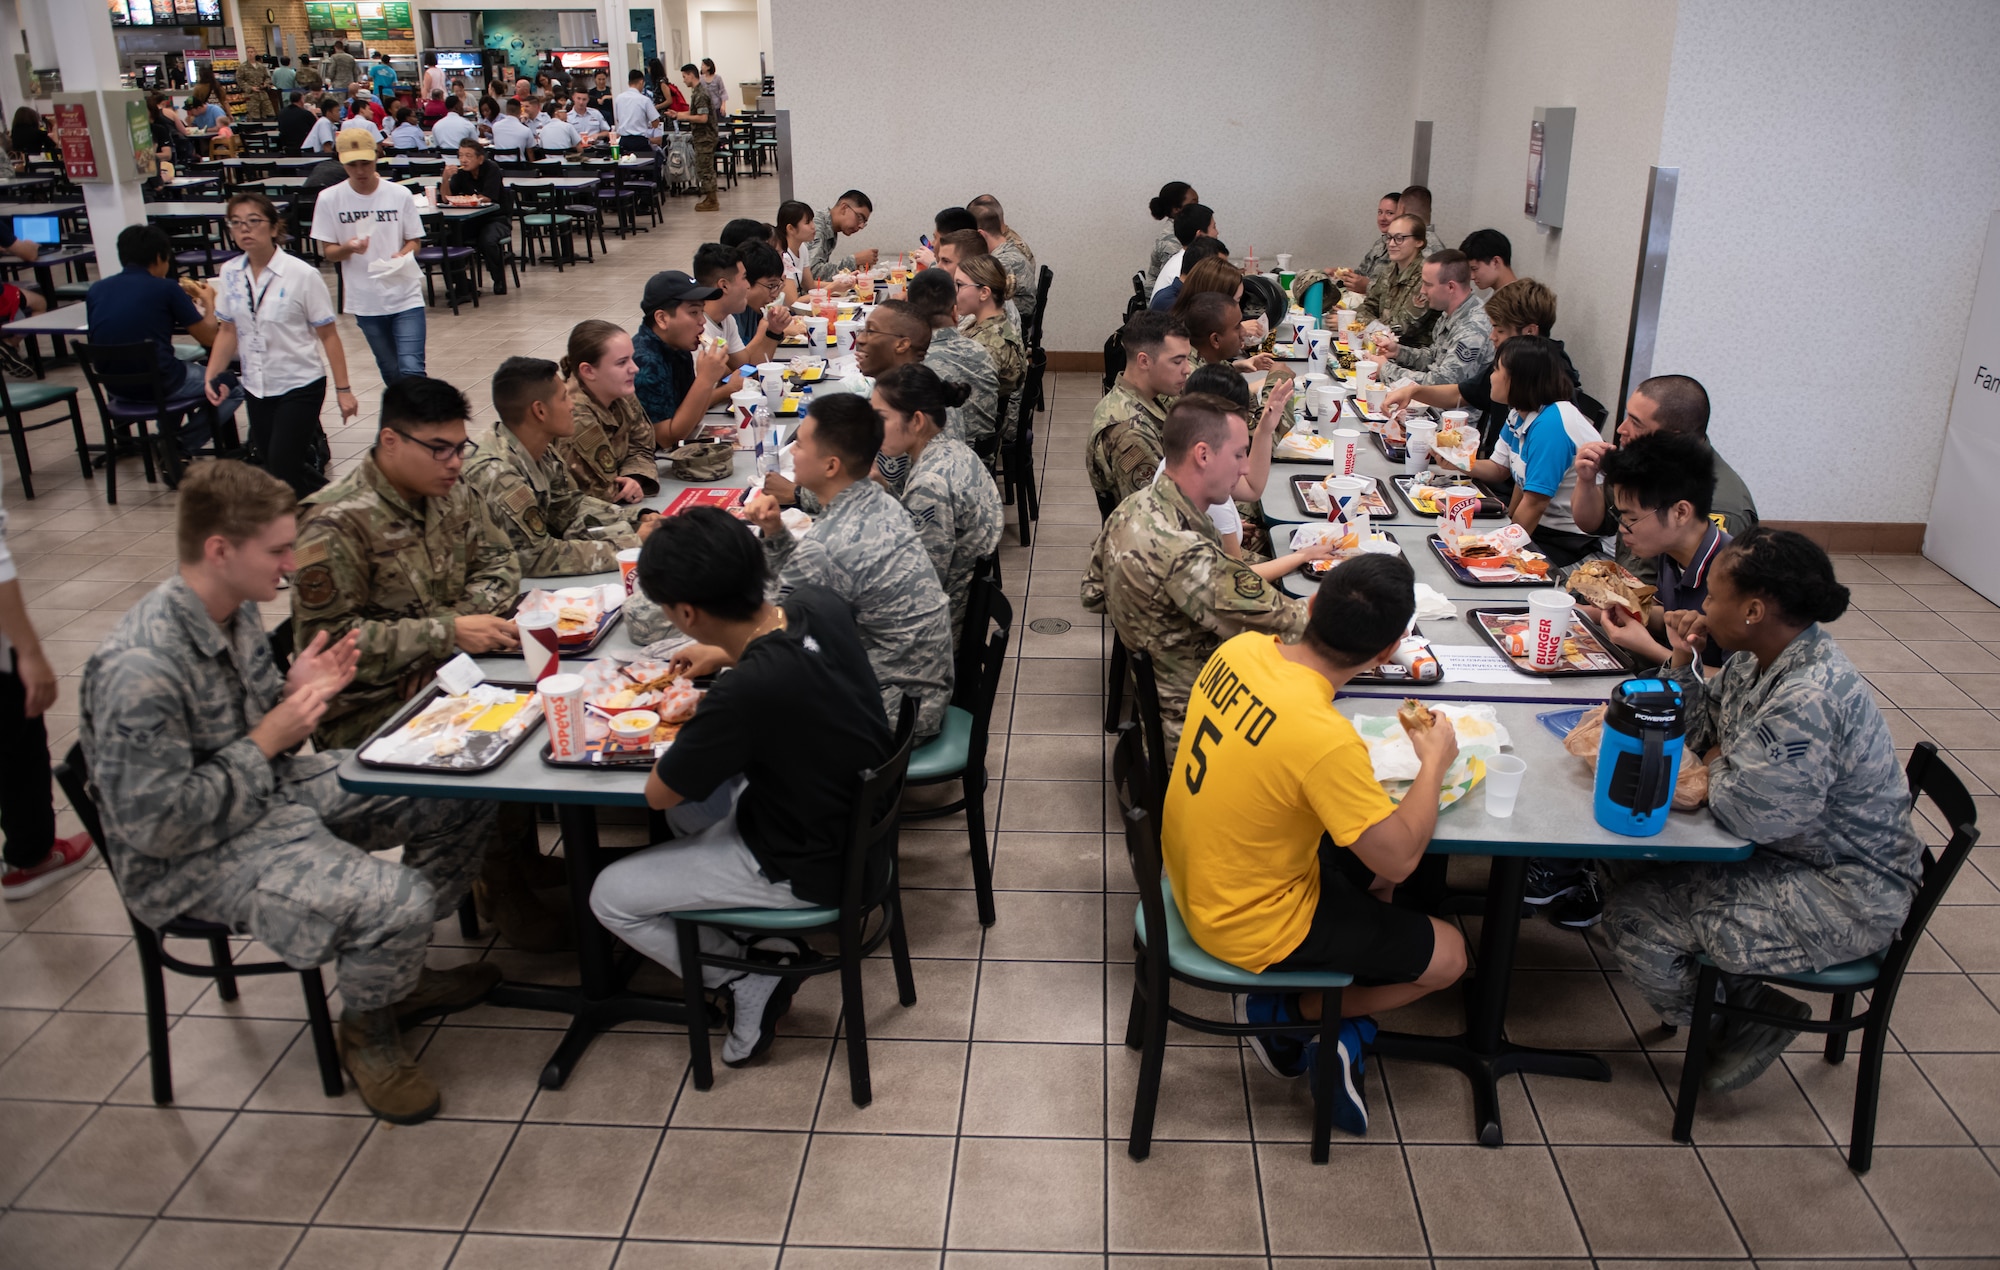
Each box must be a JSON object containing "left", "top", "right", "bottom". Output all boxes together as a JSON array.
[
  {"left": 876, "top": 363, "right": 970, "bottom": 434},
  {"left": 1718, "top": 527, "right": 1851, "bottom": 626},
  {"left": 560, "top": 319, "right": 627, "bottom": 381},
  {"left": 1148, "top": 180, "right": 1194, "bottom": 220},
  {"left": 956, "top": 253, "right": 1013, "bottom": 304}
]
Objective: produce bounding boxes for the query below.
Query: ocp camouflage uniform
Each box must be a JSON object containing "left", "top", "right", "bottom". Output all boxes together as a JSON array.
[
  {"left": 900, "top": 435, "right": 1003, "bottom": 642},
  {"left": 80, "top": 576, "right": 492, "bottom": 1013},
  {"left": 992, "top": 239, "right": 1037, "bottom": 335},
  {"left": 765, "top": 480, "right": 954, "bottom": 740},
  {"left": 461, "top": 423, "right": 642, "bottom": 577},
  {"left": 292, "top": 454, "right": 521, "bottom": 749},
  {"left": 687, "top": 83, "right": 718, "bottom": 201},
  {"left": 802, "top": 204, "right": 856, "bottom": 278},
  {"left": 961, "top": 312, "right": 1025, "bottom": 443},
  {"left": 1356, "top": 256, "right": 1426, "bottom": 336},
  {"left": 559, "top": 380, "right": 658, "bottom": 502},
  {"left": 1601, "top": 625, "right": 1924, "bottom": 1026},
  {"left": 1086, "top": 380, "right": 1169, "bottom": 509},
  {"left": 1083, "top": 476, "right": 1308, "bottom": 750},
  {"left": 923, "top": 325, "right": 1000, "bottom": 451},
  {"left": 1389, "top": 291, "right": 1493, "bottom": 387},
  {"left": 1143, "top": 229, "right": 1180, "bottom": 289},
  {"left": 238, "top": 60, "right": 275, "bottom": 119},
  {"left": 1182, "top": 351, "right": 1282, "bottom": 560}
]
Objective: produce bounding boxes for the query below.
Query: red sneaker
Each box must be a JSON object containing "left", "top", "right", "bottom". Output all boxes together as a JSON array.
[{"left": 1, "top": 833, "right": 97, "bottom": 901}]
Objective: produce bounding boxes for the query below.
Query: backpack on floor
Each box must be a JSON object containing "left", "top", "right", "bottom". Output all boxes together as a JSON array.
[{"left": 665, "top": 133, "right": 694, "bottom": 181}]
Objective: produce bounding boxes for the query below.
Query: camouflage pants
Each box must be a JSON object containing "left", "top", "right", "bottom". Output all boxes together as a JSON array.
[
  {"left": 694, "top": 138, "right": 717, "bottom": 198},
  {"left": 1600, "top": 855, "right": 1909, "bottom": 1027},
  {"left": 242, "top": 91, "right": 275, "bottom": 120},
  {"left": 189, "top": 765, "right": 495, "bottom": 1013}
]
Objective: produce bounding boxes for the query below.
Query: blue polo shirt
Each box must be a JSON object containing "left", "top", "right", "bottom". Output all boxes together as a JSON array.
[
  {"left": 1655, "top": 522, "right": 1730, "bottom": 668},
  {"left": 370, "top": 63, "right": 400, "bottom": 97},
  {"left": 86, "top": 267, "right": 203, "bottom": 380}
]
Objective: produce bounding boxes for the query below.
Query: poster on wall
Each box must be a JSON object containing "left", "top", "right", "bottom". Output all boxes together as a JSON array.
[
  {"left": 304, "top": 2, "right": 333, "bottom": 28},
  {"left": 1524, "top": 120, "right": 1544, "bottom": 218},
  {"left": 1925, "top": 210, "right": 2000, "bottom": 603},
  {"left": 123, "top": 97, "right": 157, "bottom": 180},
  {"left": 53, "top": 102, "right": 96, "bottom": 180}
]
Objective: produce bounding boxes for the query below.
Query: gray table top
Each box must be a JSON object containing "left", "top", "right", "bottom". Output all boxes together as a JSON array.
[
  {"left": 0, "top": 176, "right": 54, "bottom": 190},
  {"left": 244, "top": 177, "right": 307, "bottom": 189},
  {"left": 4, "top": 306, "right": 90, "bottom": 335},
  {"left": 146, "top": 200, "right": 289, "bottom": 217},
  {"left": 0, "top": 201, "right": 85, "bottom": 218}
]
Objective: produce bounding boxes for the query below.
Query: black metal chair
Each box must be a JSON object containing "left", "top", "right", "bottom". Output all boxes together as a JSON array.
[
  {"left": 0, "top": 369, "right": 90, "bottom": 499},
  {"left": 672, "top": 698, "right": 920, "bottom": 1107},
  {"left": 1125, "top": 651, "right": 1170, "bottom": 818},
  {"left": 899, "top": 569, "right": 1009, "bottom": 927},
  {"left": 1025, "top": 265, "right": 1053, "bottom": 355},
  {"left": 55, "top": 744, "right": 345, "bottom": 1106},
  {"left": 75, "top": 341, "right": 230, "bottom": 500},
  {"left": 1671, "top": 741, "right": 1980, "bottom": 1172},
  {"left": 1001, "top": 348, "right": 1045, "bottom": 548},
  {"left": 1097, "top": 486, "right": 1132, "bottom": 733},
  {"left": 513, "top": 183, "right": 577, "bottom": 270},
  {"left": 1112, "top": 726, "right": 1353, "bottom": 1162}
]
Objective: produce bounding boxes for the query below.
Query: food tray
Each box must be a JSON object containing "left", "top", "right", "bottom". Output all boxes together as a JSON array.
[
  {"left": 1372, "top": 429, "right": 1408, "bottom": 462},
  {"left": 502, "top": 593, "right": 626, "bottom": 654},
  {"left": 539, "top": 660, "right": 706, "bottom": 768},
  {"left": 1289, "top": 475, "right": 1393, "bottom": 519},
  {"left": 1271, "top": 434, "right": 1349, "bottom": 465},
  {"left": 1467, "top": 607, "right": 1634, "bottom": 678},
  {"left": 1299, "top": 529, "right": 1403, "bottom": 579},
  {"left": 1391, "top": 474, "right": 1505, "bottom": 520},
  {"left": 1345, "top": 397, "right": 1390, "bottom": 426},
  {"left": 663, "top": 486, "right": 748, "bottom": 515},
  {"left": 1350, "top": 630, "right": 1442, "bottom": 685},
  {"left": 357, "top": 679, "right": 544, "bottom": 774},
  {"left": 1426, "top": 534, "right": 1551, "bottom": 587}
]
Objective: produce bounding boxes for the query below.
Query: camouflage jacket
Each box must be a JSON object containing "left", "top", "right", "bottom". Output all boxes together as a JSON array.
[
  {"left": 961, "top": 312, "right": 1026, "bottom": 437},
  {"left": 462, "top": 423, "right": 640, "bottom": 579},
  {"left": 1356, "top": 255, "right": 1426, "bottom": 335},
  {"left": 1355, "top": 233, "right": 1389, "bottom": 279},
  {"left": 924, "top": 326, "right": 1000, "bottom": 449},
  {"left": 900, "top": 435, "right": 1003, "bottom": 639},
  {"left": 1087, "top": 380, "right": 1170, "bottom": 508},
  {"left": 801, "top": 204, "right": 856, "bottom": 278},
  {"left": 1391, "top": 291, "right": 1494, "bottom": 387},
  {"left": 1143, "top": 228, "right": 1180, "bottom": 289},
  {"left": 1083, "top": 476, "right": 1308, "bottom": 744},
  {"left": 80, "top": 576, "right": 345, "bottom": 927},
  {"left": 992, "top": 239, "right": 1037, "bottom": 327},
  {"left": 765, "top": 479, "right": 954, "bottom": 738},
  {"left": 686, "top": 83, "right": 717, "bottom": 141},
  {"left": 559, "top": 380, "right": 658, "bottom": 501},
  {"left": 293, "top": 454, "right": 520, "bottom": 748}
]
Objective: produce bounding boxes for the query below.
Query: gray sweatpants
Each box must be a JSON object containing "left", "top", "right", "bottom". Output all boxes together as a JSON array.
[{"left": 587, "top": 778, "right": 813, "bottom": 988}]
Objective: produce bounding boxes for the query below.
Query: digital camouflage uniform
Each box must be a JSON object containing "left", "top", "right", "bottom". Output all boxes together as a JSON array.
[
  {"left": 460, "top": 423, "right": 642, "bottom": 577},
  {"left": 991, "top": 238, "right": 1037, "bottom": 335},
  {"left": 961, "top": 312, "right": 1025, "bottom": 443},
  {"left": 900, "top": 435, "right": 1003, "bottom": 642},
  {"left": 687, "top": 82, "right": 718, "bottom": 202},
  {"left": 1143, "top": 229, "right": 1180, "bottom": 289},
  {"left": 765, "top": 480, "right": 954, "bottom": 740},
  {"left": 1086, "top": 379, "right": 1170, "bottom": 509},
  {"left": 559, "top": 380, "right": 658, "bottom": 502},
  {"left": 1356, "top": 256, "right": 1426, "bottom": 336},
  {"left": 802, "top": 204, "right": 857, "bottom": 278},
  {"left": 294, "top": 65, "right": 324, "bottom": 93},
  {"left": 1389, "top": 291, "right": 1494, "bottom": 388},
  {"left": 923, "top": 325, "right": 1000, "bottom": 451},
  {"left": 80, "top": 577, "right": 492, "bottom": 1013},
  {"left": 1354, "top": 233, "right": 1389, "bottom": 281},
  {"left": 237, "top": 60, "right": 275, "bottom": 119},
  {"left": 1083, "top": 476, "right": 1308, "bottom": 750},
  {"left": 292, "top": 455, "right": 521, "bottom": 749},
  {"left": 1601, "top": 625, "right": 1924, "bottom": 1026}
]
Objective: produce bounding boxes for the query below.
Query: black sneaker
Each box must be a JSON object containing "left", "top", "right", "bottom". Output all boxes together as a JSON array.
[
  {"left": 0, "top": 342, "right": 34, "bottom": 379},
  {"left": 1523, "top": 859, "right": 1582, "bottom": 907},
  {"left": 1704, "top": 983, "right": 1811, "bottom": 1092},
  {"left": 1234, "top": 992, "right": 1309, "bottom": 1079},
  {"left": 1549, "top": 870, "right": 1604, "bottom": 929}
]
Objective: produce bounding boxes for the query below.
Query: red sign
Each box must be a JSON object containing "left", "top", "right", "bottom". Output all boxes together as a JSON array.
[{"left": 54, "top": 103, "right": 97, "bottom": 181}]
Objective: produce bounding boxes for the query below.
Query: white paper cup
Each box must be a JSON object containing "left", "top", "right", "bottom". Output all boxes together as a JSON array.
[
  {"left": 756, "top": 359, "right": 787, "bottom": 382},
  {"left": 1330, "top": 427, "right": 1360, "bottom": 475},
  {"left": 615, "top": 547, "right": 641, "bottom": 596},
  {"left": 833, "top": 319, "right": 862, "bottom": 354},
  {"left": 1441, "top": 408, "right": 1470, "bottom": 433},
  {"left": 1484, "top": 754, "right": 1527, "bottom": 818},
  {"left": 1364, "top": 381, "right": 1388, "bottom": 414},
  {"left": 517, "top": 611, "right": 559, "bottom": 681},
  {"left": 804, "top": 315, "right": 830, "bottom": 346},
  {"left": 540, "top": 672, "right": 588, "bottom": 760},
  {"left": 1526, "top": 589, "right": 1577, "bottom": 671},
  {"left": 1326, "top": 474, "right": 1370, "bottom": 538},
  {"left": 1275, "top": 253, "right": 1292, "bottom": 269},
  {"left": 1305, "top": 329, "right": 1330, "bottom": 372},
  {"left": 1406, "top": 421, "right": 1436, "bottom": 471},
  {"left": 1355, "top": 359, "right": 1379, "bottom": 383}
]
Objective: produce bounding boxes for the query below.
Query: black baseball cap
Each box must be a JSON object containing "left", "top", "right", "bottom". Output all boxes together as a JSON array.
[{"left": 641, "top": 270, "right": 721, "bottom": 315}]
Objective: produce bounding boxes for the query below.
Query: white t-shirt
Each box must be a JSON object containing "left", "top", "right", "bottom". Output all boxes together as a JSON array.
[
  {"left": 311, "top": 179, "right": 426, "bottom": 317},
  {"left": 1154, "top": 460, "right": 1240, "bottom": 536},
  {"left": 703, "top": 312, "right": 747, "bottom": 356},
  {"left": 782, "top": 249, "right": 804, "bottom": 286},
  {"left": 1150, "top": 249, "right": 1185, "bottom": 298},
  {"left": 214, "top": 249, "right": 337, "bottom": 398}
]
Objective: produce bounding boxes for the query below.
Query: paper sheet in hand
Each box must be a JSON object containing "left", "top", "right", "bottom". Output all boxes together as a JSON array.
[{"left": 1433, "top": 643, "right": 1535, "bottom": 684}]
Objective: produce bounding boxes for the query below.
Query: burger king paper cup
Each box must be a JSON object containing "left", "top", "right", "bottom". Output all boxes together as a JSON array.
[
  {"left": 517, "top": 611, "right": 559, "bottom": 681},
  {"left": 540, "top": 673, "right": 588, "bottom": 760},
  {"left": 1525, "top": 589, "right": 1577, "bottom": 671},
  {"left": 1330, "top": 428, "right": 1360, "bottom": 475}
]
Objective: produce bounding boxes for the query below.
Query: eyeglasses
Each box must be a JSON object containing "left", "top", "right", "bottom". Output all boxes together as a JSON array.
[
  {"left": 954, "top": 277, "right": 979, "bottom": 291},
  {"left": 1606, "top": 504, "right": 1665, "bottom": 532},
  {"left": 388, "top": 428, "right": 477, "bottom": 461},
  {"left": 1384, "top": 233, "right": 1417, "bottom": 245},
  {"left": 224, "top": 217, "right": 271, "bottom": 231}
]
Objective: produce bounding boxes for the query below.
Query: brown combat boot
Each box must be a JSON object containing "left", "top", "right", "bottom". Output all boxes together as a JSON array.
[
  {"left": 695, "top": 196, "right": 720, "bottom": 212},
  {"left": 474, "top": 850, "right": 573, "bottom": 953},
  {"left": 393, "top": 961, "right": 503, "bottom": 1030},
  {"left": 338, "top": 1006, "right": 441, "bottom": 1124}
]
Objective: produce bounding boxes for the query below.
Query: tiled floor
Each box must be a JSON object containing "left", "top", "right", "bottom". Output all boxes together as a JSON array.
[{"left": 4, "top": 180, "right": 2000, "bottom": 1269}]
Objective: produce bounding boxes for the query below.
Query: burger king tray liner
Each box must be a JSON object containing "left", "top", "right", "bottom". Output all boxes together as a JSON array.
[
  {"left": 356, "top": 679, "right": 545, "bottom": 774},
  {"left": 1466, "top": 607, "right": 1634, "bottom": 678}
]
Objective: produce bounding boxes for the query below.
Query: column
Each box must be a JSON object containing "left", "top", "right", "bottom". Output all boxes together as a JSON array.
[
  {"left": 46, "top": 0, "right": 149, "bottom": 270},
  {"left": 602, "top": 0, "right": 632, "bottom": 88}
]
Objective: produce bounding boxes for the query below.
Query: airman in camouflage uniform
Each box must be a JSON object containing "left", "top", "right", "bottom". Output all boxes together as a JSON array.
[
  {"left": 961, "top": 312, "right": 1025, "bottom": 443},
  {"left": 1354, "top": 233, "right": 1390, "bottom": 283},
  {"left": 923, "top": 325, "right": 1000, "bottom": 451},
  {"left": 1388, "top": 291, "right": 1494, "bottom": 388},
  {"left": 900, "top": 434, "right": 1004, "bottom": 641},
  {"left": 764, "top": 479, "right": 954, "bottom": 740},
  {"left": 559, "top": 379, "right": 658, "bottom": 502},
  {"left": 237, "top": 58, "right": 275, "bottom": 119},
  {"left": 292, "top": 454, "right": 521, "bottom": 750},
  {"left": 1357, "top": 256, "right": 1427, "bottom": 336},
  {"left": 1086, "top": 380, "right": 1170, "bottom": 509},
  {"left": 1603, "top": 625, "right": 1923, "bottom": 1051},
  {"left": 1143, "top": 229, "right": 1180, "bottom": 290},
  {"left": 1083, "top": 476, "right": 1308, "bottom": 749},
  {"left": 803, "top": 204, "right": 858, "bottom": 277},
  {"left": 991, "top": 238, "right": 1037, "bottom": 335},
  {"left": 686, "top": 80, "right": 718, "bottom": 208},
  {"left": 461, "top": 422, "right": 644, "bottom": 577}
]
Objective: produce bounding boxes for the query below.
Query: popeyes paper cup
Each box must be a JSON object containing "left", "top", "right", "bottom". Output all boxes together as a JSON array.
[
  {"left": 1330, "top": 427, "right": 1361, "bottom": 475},
  {"left": 540, "top": 672, "right": 587, "bottom": 760},
  {"left": 833, "top": 319, "right": 862, "bottom": 355},
  {"left": 517, "top": 611, "right": 559, "bottom": 682},
  {"left": 1441, "top": 408, "right": 1470, "bottom": 435},
  {"left": 804, "top": 315, "right": 831, "bottom": 346},
  {"left": 1525, "top": 590, "right": 1577, "bottom": 671},
  {"left": 1406, "top": 421, "right": 1436, "bottom": 471},
  {"left": 616, "top": 547, "right": 641, "bottom": 596},
  {"left": 1326, "top": 474, "right": 1371, "bottom": 538},
  {"left": 1440, "top": 487, "right": 1482, "bottom": 534}
]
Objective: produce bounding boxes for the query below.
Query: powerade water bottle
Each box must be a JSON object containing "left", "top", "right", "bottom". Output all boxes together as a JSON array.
[{"left": 1592, "top": 678, "right": 1686, "bottom": 838}]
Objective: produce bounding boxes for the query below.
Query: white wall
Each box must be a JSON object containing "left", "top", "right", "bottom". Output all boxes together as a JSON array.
[
  {"left": 1652, "top": 0, "right": 2000, "bottom": 521},
  {"left": 774, "top": 0, "right": 1422, "bottom": 354}
]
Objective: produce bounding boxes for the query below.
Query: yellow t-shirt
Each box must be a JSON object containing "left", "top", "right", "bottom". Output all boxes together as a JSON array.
[{"left": 1160, "top": 632, "right": 1397, "bottom": 973}]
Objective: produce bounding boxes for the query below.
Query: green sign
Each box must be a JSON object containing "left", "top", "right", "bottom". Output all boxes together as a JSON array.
[
  {"left": 329, "top": 3, "right": 358, "bottom": 27},
  {"left": 303, "top": 1, "right": 332, "bottom": 26},
  {"left": 384, "top": 2, "right": 409, "bottom": 27}
]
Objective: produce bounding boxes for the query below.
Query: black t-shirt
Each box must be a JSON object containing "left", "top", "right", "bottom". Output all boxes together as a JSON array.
[
  {"left": 277, "top": 105, "right": 319, "bottom": 155},
  {"left": 655, "top": 586, "right": 894, "bottom": 906},
  {"left": 449, "top": 160, "right": 508, "bottom": 212}
]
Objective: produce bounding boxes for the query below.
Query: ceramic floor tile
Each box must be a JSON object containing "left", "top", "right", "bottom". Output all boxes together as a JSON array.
[
  {"left": 1698, "top": 1144, "right": 1901, "bottom": 1257},
  {"left": 626, "top": 1128, "right": 805, "bottom": 1245},
  {"left": 469, "top": 1122, "right": 659, "bottom": 1238},
  {"left": 786, "top": 1132, "right": 956, "bottom": 1249},
  {"left": 19, "top": 1103, "right": 232, "bottom": 1215},
  {"left": 1105, "top": 1140, "right": 1265, "bottom": 1255},
  {"left": 1404, "top": 1143, "right": 1587, "bottom": 1257},
  {"left": 946, "top": 1136, "right": 1105, "bottom": 1252},
  {"left": 0, "top": 1211, "right": 149, "bottom": 1270},
  {"left": 165, "top": 1110, "right": 371, "bottom": 1222}
]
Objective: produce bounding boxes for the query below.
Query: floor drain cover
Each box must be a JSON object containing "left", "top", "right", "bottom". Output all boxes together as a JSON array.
[{"left": 1028, "top": 617, "right": 1072, "bottom": 635}]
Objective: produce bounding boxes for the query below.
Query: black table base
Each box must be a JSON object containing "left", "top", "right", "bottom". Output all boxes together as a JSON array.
[{"left": 1374, "top": 854, "right": 1611, "bottom": 1146}]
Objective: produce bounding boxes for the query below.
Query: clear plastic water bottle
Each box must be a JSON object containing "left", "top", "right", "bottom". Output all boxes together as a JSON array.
[{"left": 753, "top": 405, "right": 780, "bottom": 479}]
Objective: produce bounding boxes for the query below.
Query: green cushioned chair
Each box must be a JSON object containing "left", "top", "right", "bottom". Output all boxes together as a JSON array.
[
  {"left": 0, "top": 372, "right": 91, "bottom": 500},
  {"left": 54, "top": 281, "right": 92, "bottom": 301},
  {"left": 671, "top": 698, "right": 920, "bottom": 1109},
  {"left": 900, "top": 564, "right": 1009, "bottom": 926},
  {"left": 1672, "top": 741, "right": 1980, "bottom": 1173}
]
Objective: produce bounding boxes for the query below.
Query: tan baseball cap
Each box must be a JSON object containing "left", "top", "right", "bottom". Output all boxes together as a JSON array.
[{"left": 335, "top": 128, "right": 378, "bottom": 163}]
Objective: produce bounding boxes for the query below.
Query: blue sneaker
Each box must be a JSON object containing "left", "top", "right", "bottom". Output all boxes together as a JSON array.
[
  {"left": 1305, "top": 1018, "right": 1375, "bottom": 1136},
  {"left": 1234, "top": 992, "right": 1309, "bottom": 1079}
]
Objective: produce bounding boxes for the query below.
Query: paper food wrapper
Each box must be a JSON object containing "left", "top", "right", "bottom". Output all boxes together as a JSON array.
[
  {"left": 1561, "top": 704, "right": 1710, "bottom": 811},
  {"left": 1351, "top": 703, "right": 1512, "bottom": 808},
  {"left": 1412, "top": 582, "right": 1457, "bottom": 621},
  {"left": 366, "top": 254, "right": 421, "bottom": 283}
]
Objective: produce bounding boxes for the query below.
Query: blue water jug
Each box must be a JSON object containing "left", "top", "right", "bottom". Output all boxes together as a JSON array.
[{"left": 1592, "top": 678, "right": 1686, "bottom": 838}]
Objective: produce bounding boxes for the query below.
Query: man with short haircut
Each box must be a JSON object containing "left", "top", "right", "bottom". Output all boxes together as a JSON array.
[
  {"left": 272, "top": 55, "right": 298, "bottom": 93},
  {"left": 461, "top": 356, "right": 657, "bottom": 576},
  {"left": 1398, "top": 184, "right": 1440, "bottom": 254},
  {"left": 431, "top": 96, "right": 477, "bottom": 150},
  {"left": 1596, "top": 431, "right": 1731, "bottom": 670},
  {"left": 803, "top": 191, "right": 879, "bottom": 279},
  {"left": 740, "top": 395, "right": 955, "bottom": 741},
  {"left": 311, "top": 128, "right": 428, "bottom": 383},
  {"left": 86, "top": 224, "right": 240, "bottom": 456},
  {"left": 694, "top": 241, "right": 795, "bottom": 374},
  {"left": 972, "top": 201, "right": 1036, "bottom": 334},
  {"left": 83, "top": 461, "right": 499, "bottom": 1124},
  {"left": 632, "top": 269, "right": 731, "bottom": 447},
  {"left": 535, "top": 98, "right": 582, "bottom": 153},
  {"left": 564, "top": 90, "right": 607, "bottom": 140},
  {"left": 590, "top": 506, "right": 894, "bottom": 1068},
  {"left": 852, "top": 300, "right": 930, "bottom": 378},
  {"left": 1383, "top": 276, "right": 1573, "bottom": 457},
  {"left": 446, "top": 138, "right": 510, "bottom": 298},
  {"left": 1151, "top": 202, "right": 1219, "bottom": 299},
  {"left": 909, "top": 268, "right": 999, "bottom": 451},
  {"left": 1163, "top": 553, "right": 1468, "bottom": 1128},
  {"left": 1571, "top": 374, "right": 1759, "bottom": 584},
  {"left": 933, "top": 206, "right": 977, "bottom": 239},
  {"left": 294, "top": 56, "right": 323, "bottom": 93},
  {"left": 1458, "top": 228, "right": 1517, "bottom": 299},
  {"left": 668, "top": 63, "right": 720, "bottom": 211},
  {"left": 489, "top": 97, "right": 536, "bottom": 154},
  {"left": 1088, "top": 309, "right": 1191, "bottom": 507},
  {"left": 734, "top": 241, "right": 788, "bottom": 345},
  {"left": 324, "top": 40, "right": 359, "bottom": 94},
  {"left": 1334, "top": 190, "right": 1402, "bottom": 294},
  {"left": 1355, "top": 215, "right": 1429, "bottom": 335},
  {"left": 1084, "top": 394, "right": 1309, "bottom": 750},
  {"left": 1373, "top": 249, "right": 1494, "bottom": 387},
  {"left": 612, "top": 68, "right": 661, "bottom": 151},
  {"left": 277, "top": 91, "right": 316, "bottom": 154},
  {"left": 303, "top": 98, "right": 345, "bottom": 154},
  {"left": 1149, "top": 235, "right": 1231, "bottom": 313}
]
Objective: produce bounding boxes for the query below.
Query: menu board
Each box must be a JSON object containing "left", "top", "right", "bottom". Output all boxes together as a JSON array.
[
  {"left": 303, "top": 2, "right": 333, "bottom": 27},
  {"left": 125, "top": 0, "right": 156, "bottom": 25},
  {"left": 329, "top": 3, "right": 359, "bottom": 27}
]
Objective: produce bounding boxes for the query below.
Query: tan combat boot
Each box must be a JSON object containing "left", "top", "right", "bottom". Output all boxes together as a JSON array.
[
  {"left": 339, "top": 1006, "right": 441, "bottom": 1124},
  {"left": 695, "top": 196, "right": 720, "bottom": 212},
  {"left": 474, "top": 850, "right": 573, "bottom": 953},
  {"left": 393, "top": 961, "right": 503, "bottom": 1030}
]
